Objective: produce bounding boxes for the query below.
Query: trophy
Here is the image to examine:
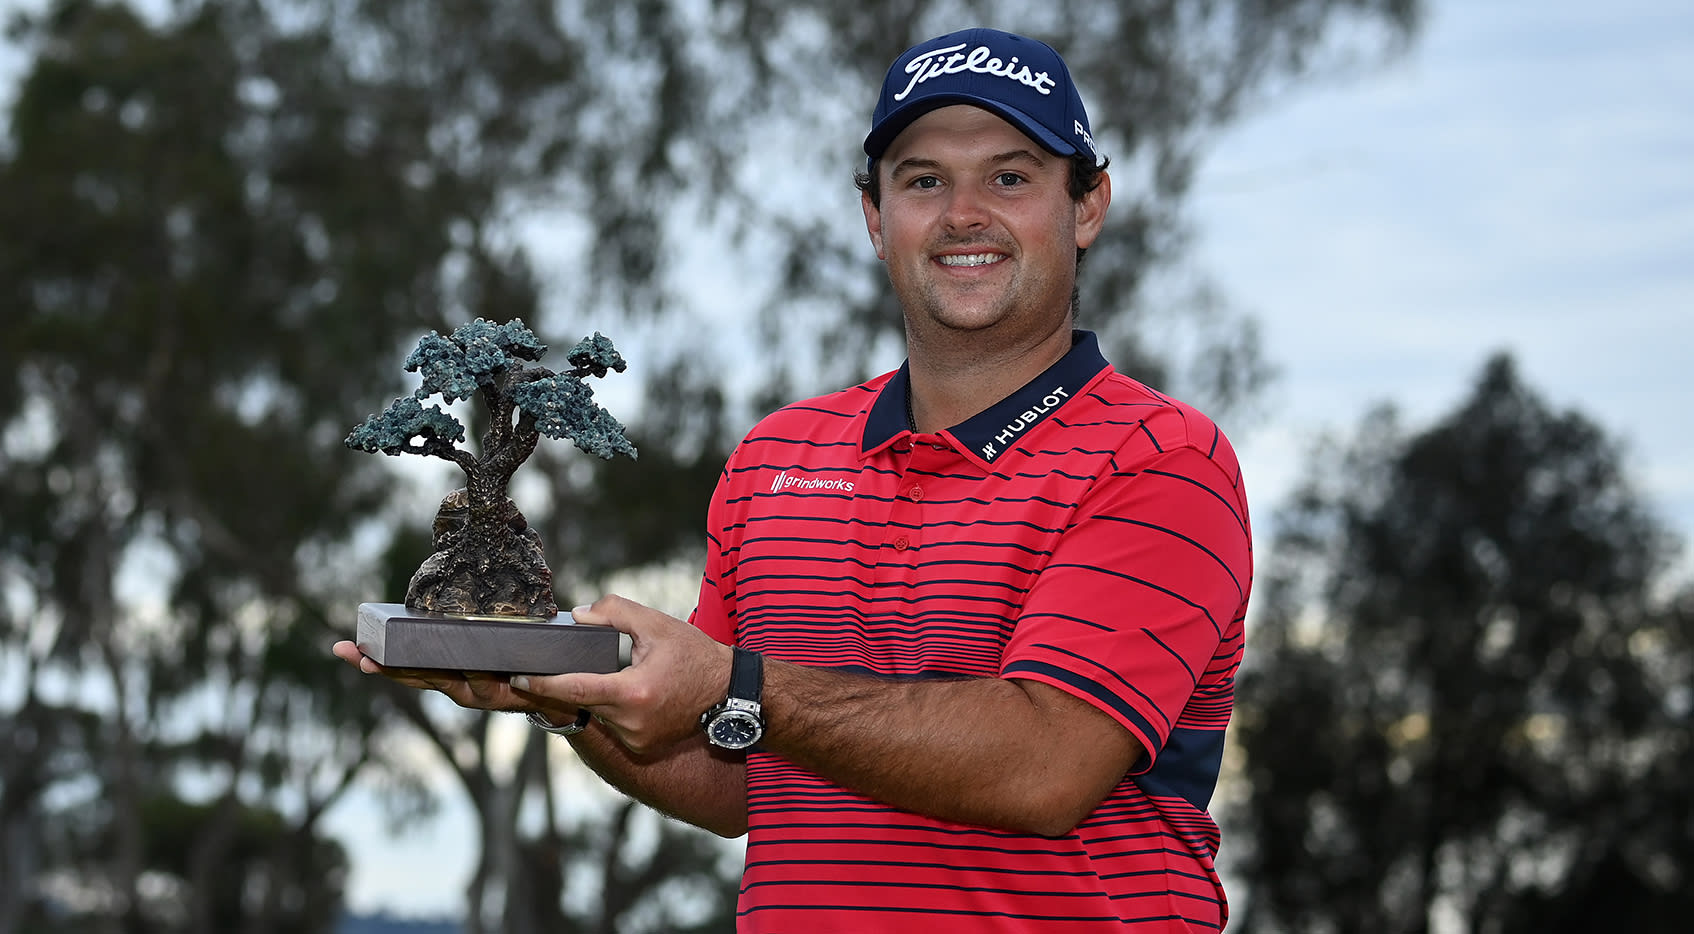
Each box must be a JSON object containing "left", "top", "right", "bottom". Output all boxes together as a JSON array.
[{"left": 347, "top": 318, "right": 634, "bottom": 674}]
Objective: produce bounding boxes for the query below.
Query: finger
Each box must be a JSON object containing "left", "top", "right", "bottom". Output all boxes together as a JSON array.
[
  {"left": 332, "top": 640, "right": 378, "bottom": 672},
  {"left": 573, "top": 595, "right": 690, "bottom": 649},
  {"left": 332, "top": 641, "right": 418, "bottom": 679},
  {"left": 574, "top": 592, "right": 676, "bottom": 633},
  {"left": 570, "top": 596, "right": 629, "bottom": 631},
  {"left": 512, "top": 671, "right": 620, "bottom": 708},
  {"left": 407, "top": 671, "right": 531, "bottom": 713},
  {"left": 505, "top": 675, "right": 587, "bottom": 721},
  {"left": 463, "top": 670, "right": 508, "bottom": 704},
  {"left": 388, "top": 669, "right": 466, "bottom": 692}
]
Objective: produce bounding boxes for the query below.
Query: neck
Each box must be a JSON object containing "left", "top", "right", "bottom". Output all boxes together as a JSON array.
[{"left": 905, "top": 323, "right": 1073, "bottom": 433}]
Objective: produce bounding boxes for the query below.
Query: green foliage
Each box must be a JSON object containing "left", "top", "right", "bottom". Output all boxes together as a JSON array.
[
  {"left": 404, "top": 318, "right": 548, "bottom": 403},
  {"left": 566, "top": 332, "right": 628, "bottom": 379},
  {"left": 346, "top": 317, "right": 635, "bottom": 470},
  {"left": 404, "top": 332, "right": 484, "bottom": 403},
  {"left": 1232, "top": 354, "right": 1694, "bottom": 933},
  {"left": 512, "top": 373, "right": 637, "bottom": 460},
  {"left": 346, "top": 396, "right": 466, "bottom": 456}
]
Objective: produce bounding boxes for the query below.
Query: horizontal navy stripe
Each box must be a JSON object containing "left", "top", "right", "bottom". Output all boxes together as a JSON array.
[
  {"left": 1093, "top": 514, "right": 1245, "bottom": 599},
  {"left": 1033, "top": 641, "right": 1184, "bottom": 721},
  {"left": 1002, "top": 658, "right": 1162, "bottom": 746},
  {"left": 742, "top": 854, "right": 1100, "bottom": 877},
  {"left": 1145, "top": 466, "right": 1248, "bottom": 536},
  {"left": 1042, "top": 561, "right": 1225, "bottom": 638}
]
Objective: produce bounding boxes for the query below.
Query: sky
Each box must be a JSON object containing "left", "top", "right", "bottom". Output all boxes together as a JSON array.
[
  {"left": 1189, "top": 0, "right": 1694, "bottom": 578},
  {"left": 2, "top": 0, "right": 1689, "bottom": 920}
]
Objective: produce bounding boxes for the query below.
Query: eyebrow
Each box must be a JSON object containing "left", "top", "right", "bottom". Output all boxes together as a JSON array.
[{"left": 888, "top": 148, "right": 1050, "bottom": 179}]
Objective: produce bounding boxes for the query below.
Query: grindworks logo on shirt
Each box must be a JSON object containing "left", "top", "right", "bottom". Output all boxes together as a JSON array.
[{"left": 768, "top": 471, "right": 855, "bottom": 494}]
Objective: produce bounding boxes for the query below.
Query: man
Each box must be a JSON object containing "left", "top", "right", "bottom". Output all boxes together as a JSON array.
[{"left": 336, "top": 26, "right": 1251, "bottom": 931}]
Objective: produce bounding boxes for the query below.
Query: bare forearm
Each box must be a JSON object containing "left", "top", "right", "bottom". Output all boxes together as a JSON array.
[
  {"left": 759, "top": 660, "right": 1136, "bottom": 836},
  {"left": 503, "top": 598, "right": 1132, "bottom": 836},
  {"left": 567, "top": 724, "right": 748, "bottom": 838}
]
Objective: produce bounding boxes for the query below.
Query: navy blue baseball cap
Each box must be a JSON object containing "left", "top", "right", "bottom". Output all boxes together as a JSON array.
[{"left": 864, "top": 27, "right": 1101, "bottom": 167}]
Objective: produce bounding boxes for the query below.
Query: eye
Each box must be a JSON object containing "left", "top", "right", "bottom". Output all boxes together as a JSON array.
[
  {"left": 911, "top": 175, "right": 942, "bottom": 190},
  {"left": 995, "top": 172, "right": 1026, "bottom": 187}
]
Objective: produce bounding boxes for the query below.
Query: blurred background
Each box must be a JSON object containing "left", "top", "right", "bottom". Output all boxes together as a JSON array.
[{"left": 1, "top": 0, "right": 1688, "bottom": 932}]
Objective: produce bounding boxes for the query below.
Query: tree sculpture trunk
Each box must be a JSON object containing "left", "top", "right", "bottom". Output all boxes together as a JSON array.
[
  {"left": 406, "top": 373, "right": 557, "bottom": 617},
  {"left": 404, "top": 486, "right": 557, "bottom": 617}
]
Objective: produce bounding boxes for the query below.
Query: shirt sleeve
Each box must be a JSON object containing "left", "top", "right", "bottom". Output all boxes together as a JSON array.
[
  {"left": 686, "top": 459, "right": 737, "bottom": 645},
  {"left": 1000, "top": 442, "right": 1251, "bottom": 771}
]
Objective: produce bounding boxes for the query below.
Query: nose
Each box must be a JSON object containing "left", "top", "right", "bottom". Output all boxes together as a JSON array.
[{"left": 941, "top": 184, "right": 990, "bottom": 232}]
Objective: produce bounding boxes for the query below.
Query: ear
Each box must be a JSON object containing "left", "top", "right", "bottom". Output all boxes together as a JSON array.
[
  {"left": 862, "top": 190, "right": 887, "bottom": 260},
  {"left": 1074, "top": 170, "right": 1111, "bottom": 250}
]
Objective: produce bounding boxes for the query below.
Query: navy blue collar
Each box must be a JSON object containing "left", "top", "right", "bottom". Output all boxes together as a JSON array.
[{"left": 862, "top": 330, "right": 1110, "bottom": 464}]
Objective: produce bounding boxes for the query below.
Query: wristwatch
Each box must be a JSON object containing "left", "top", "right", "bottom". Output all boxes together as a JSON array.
[{"left": 701, "top": 646, "right": 765, "bottom": 750}]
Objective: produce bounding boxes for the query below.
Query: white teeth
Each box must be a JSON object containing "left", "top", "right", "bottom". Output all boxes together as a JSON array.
[{"left": 937, "top": 253, "right": 1001, "bottom": 267}]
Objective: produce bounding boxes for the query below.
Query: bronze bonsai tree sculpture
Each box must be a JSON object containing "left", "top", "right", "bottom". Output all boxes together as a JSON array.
[{"left": 346, "top": 318, "right": 635, "bottom": 618}]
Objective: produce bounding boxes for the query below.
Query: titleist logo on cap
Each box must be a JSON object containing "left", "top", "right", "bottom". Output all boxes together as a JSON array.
[{"left": 894, "top": 42, "right": 1058, "bottom": 102}]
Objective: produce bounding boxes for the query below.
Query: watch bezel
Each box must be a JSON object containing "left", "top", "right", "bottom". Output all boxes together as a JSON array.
[{"left": 703, "top": 698, "right": 764, "bottom": 750}]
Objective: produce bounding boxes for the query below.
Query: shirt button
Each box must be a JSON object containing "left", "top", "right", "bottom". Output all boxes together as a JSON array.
[
  {"left": 907, "top": 485, "right": 924, "bottom": 502},
  {"left": 893, "top": 537, "right": 909, "bottom": 551}
]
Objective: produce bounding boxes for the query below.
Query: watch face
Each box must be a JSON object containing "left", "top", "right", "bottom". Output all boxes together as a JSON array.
[{"left": 708, "top": 710, "right": 763, "bottom": 749}]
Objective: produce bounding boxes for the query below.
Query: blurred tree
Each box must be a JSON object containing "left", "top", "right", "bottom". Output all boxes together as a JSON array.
[
  {"left": 132, "top": 792, "right": 350, "bottom": 934},
  {"left": 0, "top": 1, "right": 528, "bottom": 930},
  {"left": 1, "top": 0, "right": 1427, "bottom": 930},
  {"left": 1232, "top": 354, "right": 1694, "bottom": 932}
]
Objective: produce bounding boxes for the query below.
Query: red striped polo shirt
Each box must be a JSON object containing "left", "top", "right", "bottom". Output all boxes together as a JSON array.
[{"left": 689, "top": 331, "right": 1252, "bottom": 931}]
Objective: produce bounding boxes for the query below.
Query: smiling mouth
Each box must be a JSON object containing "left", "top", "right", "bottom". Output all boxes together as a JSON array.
[{"left": 936, "top": 253, "right": 1004, "bottom": 267}]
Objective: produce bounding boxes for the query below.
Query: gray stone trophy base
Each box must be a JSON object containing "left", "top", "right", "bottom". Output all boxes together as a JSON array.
[{"left": 357, "top": 603, "right": 622, "bottom": 674}]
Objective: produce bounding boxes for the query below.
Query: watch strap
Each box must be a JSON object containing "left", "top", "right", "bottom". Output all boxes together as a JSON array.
[{"left": 728, "top": 646, "right": 763, "bottom": 703}]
